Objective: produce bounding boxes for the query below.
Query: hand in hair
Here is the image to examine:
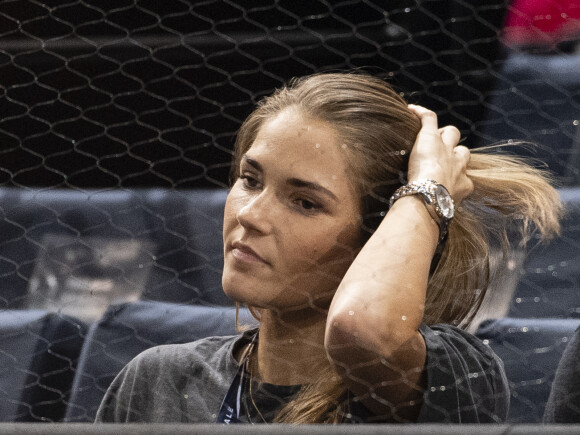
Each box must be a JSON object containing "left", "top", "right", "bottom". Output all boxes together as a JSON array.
[{"left": 406, "top": 104, "right": 473, "bottom": 204}]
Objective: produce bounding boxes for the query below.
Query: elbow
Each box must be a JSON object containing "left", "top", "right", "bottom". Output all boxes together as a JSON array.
[
  {"left": 324, "top": 309, "right": 357, "bottom": 354},
  {"left": 324, "top": 310, "right": 368, "bottom": 374},
  {"left": 325, "top": 303, "right": 420, "bottom": 364}
]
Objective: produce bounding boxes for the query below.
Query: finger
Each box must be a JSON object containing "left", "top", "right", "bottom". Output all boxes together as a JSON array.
[
  {"left": 408, "top": 104, "right": 438, "bottom": 132},
  {"left": 439, "top": 126, "right": 460, "bottom": 148},
  {"left": 453, "top": 145, "right": 471, "bottom": 165}
]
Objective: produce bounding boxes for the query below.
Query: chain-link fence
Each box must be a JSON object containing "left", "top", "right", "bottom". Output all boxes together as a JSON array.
[{"left": 0, "top": 0, "right": 579, "bottom": 426}]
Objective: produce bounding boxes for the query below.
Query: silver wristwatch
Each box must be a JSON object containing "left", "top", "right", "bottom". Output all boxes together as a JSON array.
[{"left": 388, "top": 179, "right": 455, "bottom": 243}]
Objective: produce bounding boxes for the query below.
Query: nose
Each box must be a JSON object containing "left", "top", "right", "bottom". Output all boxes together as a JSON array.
[{"left": 236, "top": 190, "right": 274, "bottom": 234}]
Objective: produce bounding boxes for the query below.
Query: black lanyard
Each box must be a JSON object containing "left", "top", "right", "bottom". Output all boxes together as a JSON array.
[{"left": 216, "top": 332, "right": 258, "bottom": 424}]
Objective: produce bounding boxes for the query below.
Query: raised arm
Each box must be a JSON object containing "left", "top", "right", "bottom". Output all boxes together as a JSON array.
[{"left": 324, "top": 106, "right": 473, "bottom": 421}]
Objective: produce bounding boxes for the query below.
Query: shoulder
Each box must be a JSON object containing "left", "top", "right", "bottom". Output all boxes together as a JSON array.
[
  {"left": 133, "top": 334, "right": 240, "bottom": 370},
  {"left": 420, "top": 323, "right": 507, "bottom": 379},
  {"left": 417, "top": 323, "right": 509, "bottom": 423},
  {"left": 421, "top": 323, "right": 501, "bottom": 365},
  {"left": 95, "top": 333, "right": 245, "bottom": 423}
]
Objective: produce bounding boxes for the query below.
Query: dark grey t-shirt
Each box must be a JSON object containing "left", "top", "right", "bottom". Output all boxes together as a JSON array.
[{"left": 95, "top": 323, "right": 509, "bottom": 423}]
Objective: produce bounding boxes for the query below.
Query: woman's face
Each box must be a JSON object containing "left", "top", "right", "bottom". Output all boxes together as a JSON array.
[{"left": 222, "top": 107, "right": 362, "bottom": 311}]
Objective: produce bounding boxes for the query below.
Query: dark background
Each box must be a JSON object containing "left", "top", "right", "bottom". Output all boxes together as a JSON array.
[{"left": 1, "top": 0, "right": 512, "bottom": 190}]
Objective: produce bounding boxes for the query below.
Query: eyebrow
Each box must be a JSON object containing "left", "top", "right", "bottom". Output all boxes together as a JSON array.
[
  {"left": 242, "top": 155, "right": 339, "bottom": 202},
  {"left": 287, "top": 178, "right": 338, "bottom": 201},
  {"left": 243, "top": 156, "right": 262, "bottom": 172}
]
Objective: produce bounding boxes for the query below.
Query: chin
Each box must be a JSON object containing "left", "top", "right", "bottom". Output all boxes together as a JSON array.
[{"left": 222, "top": 272, "right": 258, "bottom": 304}]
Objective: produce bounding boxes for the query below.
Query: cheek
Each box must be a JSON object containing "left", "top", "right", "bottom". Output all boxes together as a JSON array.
[
  {"left": 287, "top": 223, "right": 360, "bottom": 274},
  {"left": 223, "top": 187, "right": 244, "bottom": 231},
  {"left": 223, "top": 197, "right": 235, "bottom": 229},
  {"left": 317, "top": 231, "right": 360, "bottom": 271}
]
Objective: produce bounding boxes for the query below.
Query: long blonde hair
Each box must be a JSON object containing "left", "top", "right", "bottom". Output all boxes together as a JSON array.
[{"left": 231, "top": 72, "right": 563, "bottom": 423}]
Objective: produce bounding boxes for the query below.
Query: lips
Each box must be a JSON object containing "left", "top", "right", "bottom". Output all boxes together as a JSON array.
[{"left": 231, "top": 241, "right": 269, "bottom": 265}]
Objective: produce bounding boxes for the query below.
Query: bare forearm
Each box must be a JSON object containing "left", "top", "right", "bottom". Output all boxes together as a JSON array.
[
  {"left": 326, "top": 194, "right": 438, "bottom": 352},
  {"left": 324, "top": 194, "right": 437, "bottom": 417},
  {"left": 324, "top": 105, "right": 471, "bottom": 415}
]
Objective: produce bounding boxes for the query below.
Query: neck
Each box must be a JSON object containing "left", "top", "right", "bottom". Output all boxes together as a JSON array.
[{"left": 251, "top": 308, "right": 329, "bottom": 386}]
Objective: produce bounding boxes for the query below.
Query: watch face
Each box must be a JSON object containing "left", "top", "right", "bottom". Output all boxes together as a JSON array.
[{"left": 435, "top": 184, "right": 454, "bottom": 219}]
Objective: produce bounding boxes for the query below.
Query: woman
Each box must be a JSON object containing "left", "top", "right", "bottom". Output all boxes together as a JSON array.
[{"left": 96, "top": 72, "right": 562, "bottom": 424}]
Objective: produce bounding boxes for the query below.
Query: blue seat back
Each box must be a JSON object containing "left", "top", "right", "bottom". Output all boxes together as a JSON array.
[
  {"left": 475, "top": 317, "right": 580, "bottom": 423},
  {"left": 508, "top": 187, "right": 580, "bottom": 318},
  {"left": 0, "top": 188, "right": 231, "bottom": 311},
  {"left": 145, "top": 189, "right": 229, "bottom": 306},
  {"left": 0, "top": 310, "right": 85, "bottom": 422},
  {"left": 479, "top": 52, "right": 580, "bottom": 184}
]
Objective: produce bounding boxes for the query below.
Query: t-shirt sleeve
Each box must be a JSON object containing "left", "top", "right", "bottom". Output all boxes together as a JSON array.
[
  {"left": 543, "top": 326, "right": 580, "bottom": 423},
  {"left": 417, "top": 323, "right": 509, "bottom": 423},
  {"left": 95, "top": 335, "right": 241, "bottom": 423},
  {"left": 95, "top": 345, "right": 194, "bottom": 423},
  {"left": 95, "top": 349, "right": 157, "bottom": 423}
]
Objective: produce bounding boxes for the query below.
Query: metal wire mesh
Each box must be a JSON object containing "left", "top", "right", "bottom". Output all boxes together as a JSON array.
[{"left": 0, "top": 0, "right": 579, "bottom": 425}]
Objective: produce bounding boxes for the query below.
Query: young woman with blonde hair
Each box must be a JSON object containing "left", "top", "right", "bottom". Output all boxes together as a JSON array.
[{"left": 97, "top": 72, "right": 562, "bottom": 424}]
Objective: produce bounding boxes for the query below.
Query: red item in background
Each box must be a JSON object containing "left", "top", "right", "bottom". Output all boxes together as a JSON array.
[{"left": 503, "top": 0, "right": 580, "bottom": 47}]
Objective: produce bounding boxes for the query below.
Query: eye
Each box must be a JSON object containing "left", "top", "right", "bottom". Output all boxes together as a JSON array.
[
  {"left": 295, "top": 198, "right": 321, "bottom": 213},
  {"left": 299, "top": 199, "right": 316, "bottom": 210},
  {"left": 239, "top": 174, "right": 260, "bottom": 190}
]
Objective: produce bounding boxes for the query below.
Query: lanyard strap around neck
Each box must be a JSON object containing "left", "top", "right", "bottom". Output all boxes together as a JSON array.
[{"left": 216, "top": 331, "right": 258, "bottom": 424}]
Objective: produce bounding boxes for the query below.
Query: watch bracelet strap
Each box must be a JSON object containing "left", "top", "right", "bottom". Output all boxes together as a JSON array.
[
  {"left": 430, "top": 232, "right": 448, "bottom": 275},
  {"left": 388, "top": 179, "right": 450, "bottom": 244}
]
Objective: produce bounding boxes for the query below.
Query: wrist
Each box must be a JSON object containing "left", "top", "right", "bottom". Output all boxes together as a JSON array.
[
  {"left": 389, "top": 195, "right": 440, "bottom": 243},
  {"left": 388, "top": 179, "right": 454, "bottom": 244}
]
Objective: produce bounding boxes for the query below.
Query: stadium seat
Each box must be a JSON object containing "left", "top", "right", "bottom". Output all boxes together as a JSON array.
[
  {"left": 146, "top": 188, "right": 229, "bottom": 306},
  {"left": 64, "top": 300, "right": 256, "bottom": 422},
  {"left": 475, "top": 317, "right": 580, "bottom": 423},
  {"left": 508, "top": 187, "right": 580, "bottom": 318},
  {"left": 0, "top": 310, "right": 85, "bottom": 422},
  {"left": 1, "top": 184, "right": 578, "bottom": 425},
  {"left": 479, "top": 51, "right": 580, "bottom": 184},
  {"left": 0, "top": 188, "right": 231, "bottom": 316}
]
